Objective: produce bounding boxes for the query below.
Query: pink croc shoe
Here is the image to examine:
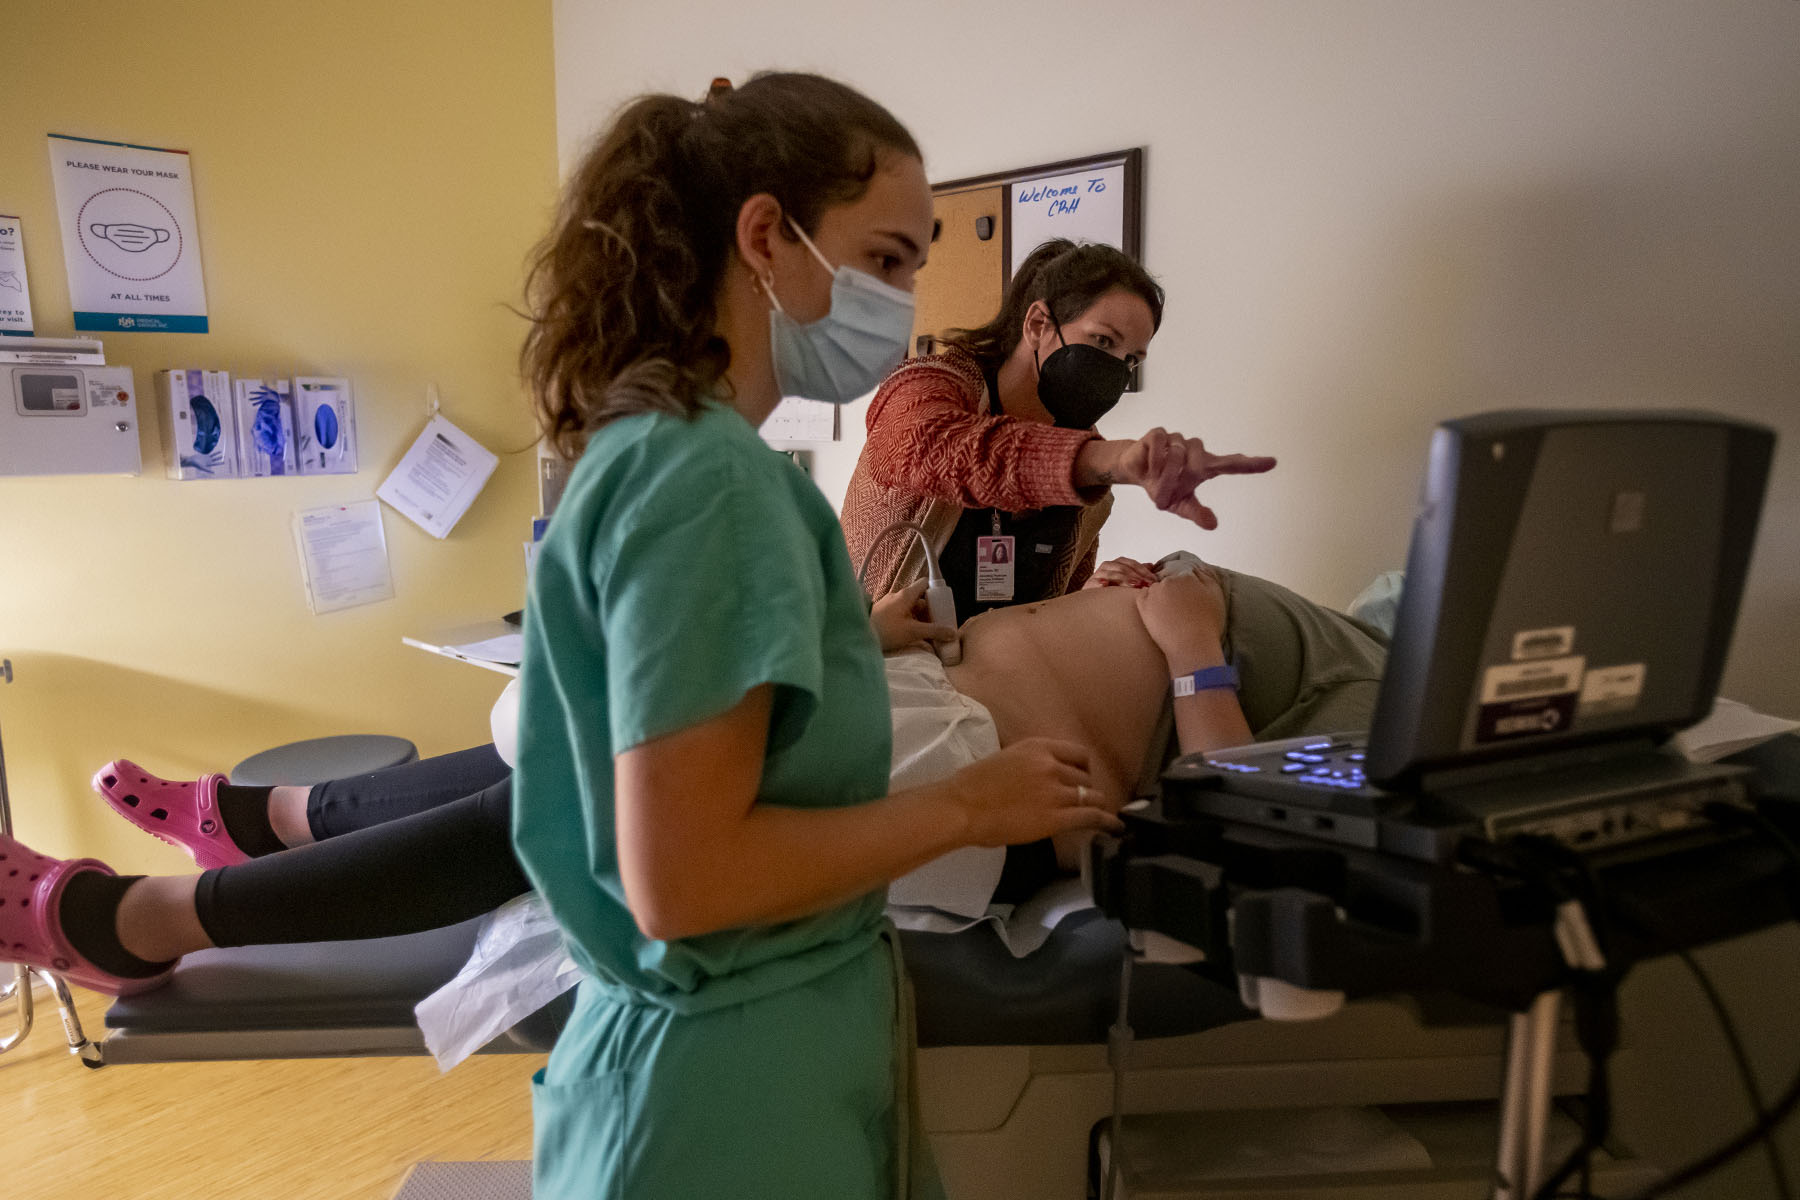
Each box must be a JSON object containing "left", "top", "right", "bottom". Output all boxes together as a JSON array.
[
  {"left": 0, "top": 835, "right": 172, "bottom": 996},
  {"left": 91, "top": 759, "right": 248, "bottom": 869}
]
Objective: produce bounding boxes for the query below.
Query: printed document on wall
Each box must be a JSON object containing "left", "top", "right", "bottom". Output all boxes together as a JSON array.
[
  {"left": 376, "top": 413, "right": 499, "bottom": 539},
  {"left": 0, "top": 216, "right": 35, "bottom": 336},
  {"left": 292, "top": 501, "right": 396, "bottom": 614},
  {"left": 48, "top": 135, "right": 210, "bottom": 334}
]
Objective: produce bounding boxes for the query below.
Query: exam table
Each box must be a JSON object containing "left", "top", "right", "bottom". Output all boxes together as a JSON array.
[
  {"left": 84, "top": 734, "right": 1800, "bottom": 1200},
  {"left": 95, "top": 906, "right": 1529, "bottom": 1200}
]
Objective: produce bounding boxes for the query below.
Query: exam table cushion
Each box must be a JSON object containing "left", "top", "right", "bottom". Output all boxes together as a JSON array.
[
  {"left": 101, "top": 734, "right": 1800, "bottom": 1053},
  {"left": 101, "top": 911, "right": 1249, "bottom": 1051},
  {"left": 106, "top": 918, "right": 487, "bottom": 1036}
]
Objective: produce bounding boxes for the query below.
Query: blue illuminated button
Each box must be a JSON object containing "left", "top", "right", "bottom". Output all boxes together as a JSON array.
[
  {"left": 1348, "top": 752, "right": 1366, "bottom": 762},
  {"left": 1282, "top": 763, "right": 1307, "bottom": 774}
]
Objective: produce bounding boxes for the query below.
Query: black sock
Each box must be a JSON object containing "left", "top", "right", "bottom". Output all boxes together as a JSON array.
[
  {"left": 216, "top": 784, "right": 286, "bottom": 857},
  {"left": 57, "top": 871, "right": 176, "bottom": 979}
]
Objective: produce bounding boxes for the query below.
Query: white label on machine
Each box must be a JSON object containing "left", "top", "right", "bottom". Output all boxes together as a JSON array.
[
  {"left": 1510, "top": 626, "right": 1575, "bottom": 660},
  {"left": 48, "top": 386, "right": 81, "bottom": 411},
  {"left": 1480, "top": 655, "right": 1586, "bottom": 704},
  {"left": 1578, "top": 663, "right": 1647, "bottom": 718}
]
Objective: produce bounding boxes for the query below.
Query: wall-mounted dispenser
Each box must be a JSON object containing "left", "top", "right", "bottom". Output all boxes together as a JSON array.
[{"left": 0, "top": 363, "right": 141, "bottom": 476}]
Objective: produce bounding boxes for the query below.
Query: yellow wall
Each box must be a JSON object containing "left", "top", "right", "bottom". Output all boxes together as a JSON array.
[{"left": 1, "top": 1, "right": 557, "bottom": 871}]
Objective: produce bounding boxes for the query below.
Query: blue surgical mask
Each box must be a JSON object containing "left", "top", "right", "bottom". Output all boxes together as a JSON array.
[{"left": 763, "top": 220, "right": 915, "bottom": 405}]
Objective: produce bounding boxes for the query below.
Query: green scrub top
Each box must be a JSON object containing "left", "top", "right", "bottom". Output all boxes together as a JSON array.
[{"left": 512, "top": 402, "right": 929, "bottom": 1200}]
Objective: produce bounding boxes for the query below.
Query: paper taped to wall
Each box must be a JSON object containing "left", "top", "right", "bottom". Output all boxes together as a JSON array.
[
  {"left": 376, "top": 413, "right": 498, "bottom": 539},
  {"left": 292, "top": 500, "right": 395, "bottom": 614}
]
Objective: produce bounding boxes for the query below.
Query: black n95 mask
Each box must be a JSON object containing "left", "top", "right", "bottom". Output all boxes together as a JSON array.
[{"left": 1035, "top": 317, "right": 1131, "bottom": 429}]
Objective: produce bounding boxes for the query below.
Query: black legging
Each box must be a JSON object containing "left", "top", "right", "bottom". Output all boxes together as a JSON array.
[
  {"left": 187, "top": 741, "right": 1059, "bottom": 947},
  {"left": 308, "top": 743, "right": 511, "bottom": 838},
  {"left": 192, "top": 745, "right": 528, "bottom": 947}
]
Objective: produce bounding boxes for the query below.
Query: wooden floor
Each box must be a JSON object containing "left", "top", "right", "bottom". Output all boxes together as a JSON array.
[{"left": 2, "top": 983, "right": 541, "bottom": 1200}]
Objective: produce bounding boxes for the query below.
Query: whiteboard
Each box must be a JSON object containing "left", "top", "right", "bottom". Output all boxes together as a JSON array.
[{"left": 1008, "top": 161, "right": 1128, "bottom": 278}]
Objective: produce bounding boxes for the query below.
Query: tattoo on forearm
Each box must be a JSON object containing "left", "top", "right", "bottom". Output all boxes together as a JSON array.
[{"left": 1097, "top": 470, "right": 1116, "bottom": 486}]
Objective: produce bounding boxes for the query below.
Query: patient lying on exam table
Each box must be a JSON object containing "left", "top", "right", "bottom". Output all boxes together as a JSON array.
[{"left": 0, "top": 556, "right": 1388, "bottom": 996}]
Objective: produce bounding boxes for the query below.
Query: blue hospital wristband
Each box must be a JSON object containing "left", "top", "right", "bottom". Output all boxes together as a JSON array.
[{"left": 1172, "top": 663, "right": 1240, "bottom": 697}]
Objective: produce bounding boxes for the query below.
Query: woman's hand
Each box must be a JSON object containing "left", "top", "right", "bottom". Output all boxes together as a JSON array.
[
  {"left": 870, "top": 580, "right": 957, "bottom": 653},
  {"left": 1134, "top": 570, "right": 1228, "bottom": 669},
  {"left": 946, "top": 737, "right": 1122, "bottom": 848},
  {"left": 1080, "top": 430, "right": 1277, "bottom": 530},
  {"left": 1083, "top": 556, "right": 1160, "bottom": 589}
]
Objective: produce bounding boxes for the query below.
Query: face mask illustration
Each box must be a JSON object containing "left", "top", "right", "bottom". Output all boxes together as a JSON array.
[{"left": 89, "top": 223, "right": 171, "bottom": 253}]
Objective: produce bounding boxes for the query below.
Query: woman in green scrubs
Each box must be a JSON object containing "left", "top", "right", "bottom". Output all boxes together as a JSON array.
[{"left": 510, "top": 74, "right": 1121, "bottom": 1200}]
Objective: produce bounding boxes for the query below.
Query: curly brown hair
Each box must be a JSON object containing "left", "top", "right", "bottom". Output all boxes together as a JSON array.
[{"left": 522, "top": 73, "right": 920, "bottom": 458}]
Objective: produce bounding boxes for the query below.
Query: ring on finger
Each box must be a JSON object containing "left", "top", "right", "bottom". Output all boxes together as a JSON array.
[{"left": 1077, "top": 783, "right": 1089, "bottom": 805}]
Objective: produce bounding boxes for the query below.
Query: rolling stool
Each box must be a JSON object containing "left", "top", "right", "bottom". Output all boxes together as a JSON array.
[{"left": 231, "top": 734, "right": 419, "bottom": 788}]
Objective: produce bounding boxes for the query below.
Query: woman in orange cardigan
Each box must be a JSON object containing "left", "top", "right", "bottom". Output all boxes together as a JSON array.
[{"left": 842, "top": 239, "right": 1276, "bottom": 618}]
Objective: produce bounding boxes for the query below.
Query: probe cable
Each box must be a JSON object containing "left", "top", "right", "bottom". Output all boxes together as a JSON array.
[{"left": 1610, "top": 802, "right": 1800, "bottom": 1200}]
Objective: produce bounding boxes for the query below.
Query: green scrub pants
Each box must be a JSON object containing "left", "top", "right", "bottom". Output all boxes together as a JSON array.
[{"left": 531, "top": 934, "right": 943, "bottom": 1200}]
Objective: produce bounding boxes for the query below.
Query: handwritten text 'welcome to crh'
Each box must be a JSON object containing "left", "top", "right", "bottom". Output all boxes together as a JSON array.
[{"left": 1017, "top": 176, "right": 1109, "bottom": 217}]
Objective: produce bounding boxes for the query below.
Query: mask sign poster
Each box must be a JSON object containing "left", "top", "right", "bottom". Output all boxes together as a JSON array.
[{"left": 48, "top": 134, "right": 210, "bottom": 334}]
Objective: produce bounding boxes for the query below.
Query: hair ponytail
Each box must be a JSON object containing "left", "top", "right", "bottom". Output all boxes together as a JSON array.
[{"left": 523, "top": 74, "right": 920, "bottom": 458}]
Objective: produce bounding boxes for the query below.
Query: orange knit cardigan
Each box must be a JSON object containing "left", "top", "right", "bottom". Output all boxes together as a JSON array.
[{"left": 840, "top": 348, "right": 1113, "bottom": 598}]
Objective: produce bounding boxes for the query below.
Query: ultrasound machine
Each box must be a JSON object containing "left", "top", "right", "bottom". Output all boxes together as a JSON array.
[{"left": 1092, "top": 409, "right": 1791, "bottom": 1199}]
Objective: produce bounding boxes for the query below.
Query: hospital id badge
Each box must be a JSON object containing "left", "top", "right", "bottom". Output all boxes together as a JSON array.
[{"left": 976, "top": 536, "right": 1015, "bottom": 603}]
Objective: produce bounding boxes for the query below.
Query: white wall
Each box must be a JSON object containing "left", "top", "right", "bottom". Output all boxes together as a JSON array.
[{"left": 552, "top": 0, "right": 1800, "bottom": 717}]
